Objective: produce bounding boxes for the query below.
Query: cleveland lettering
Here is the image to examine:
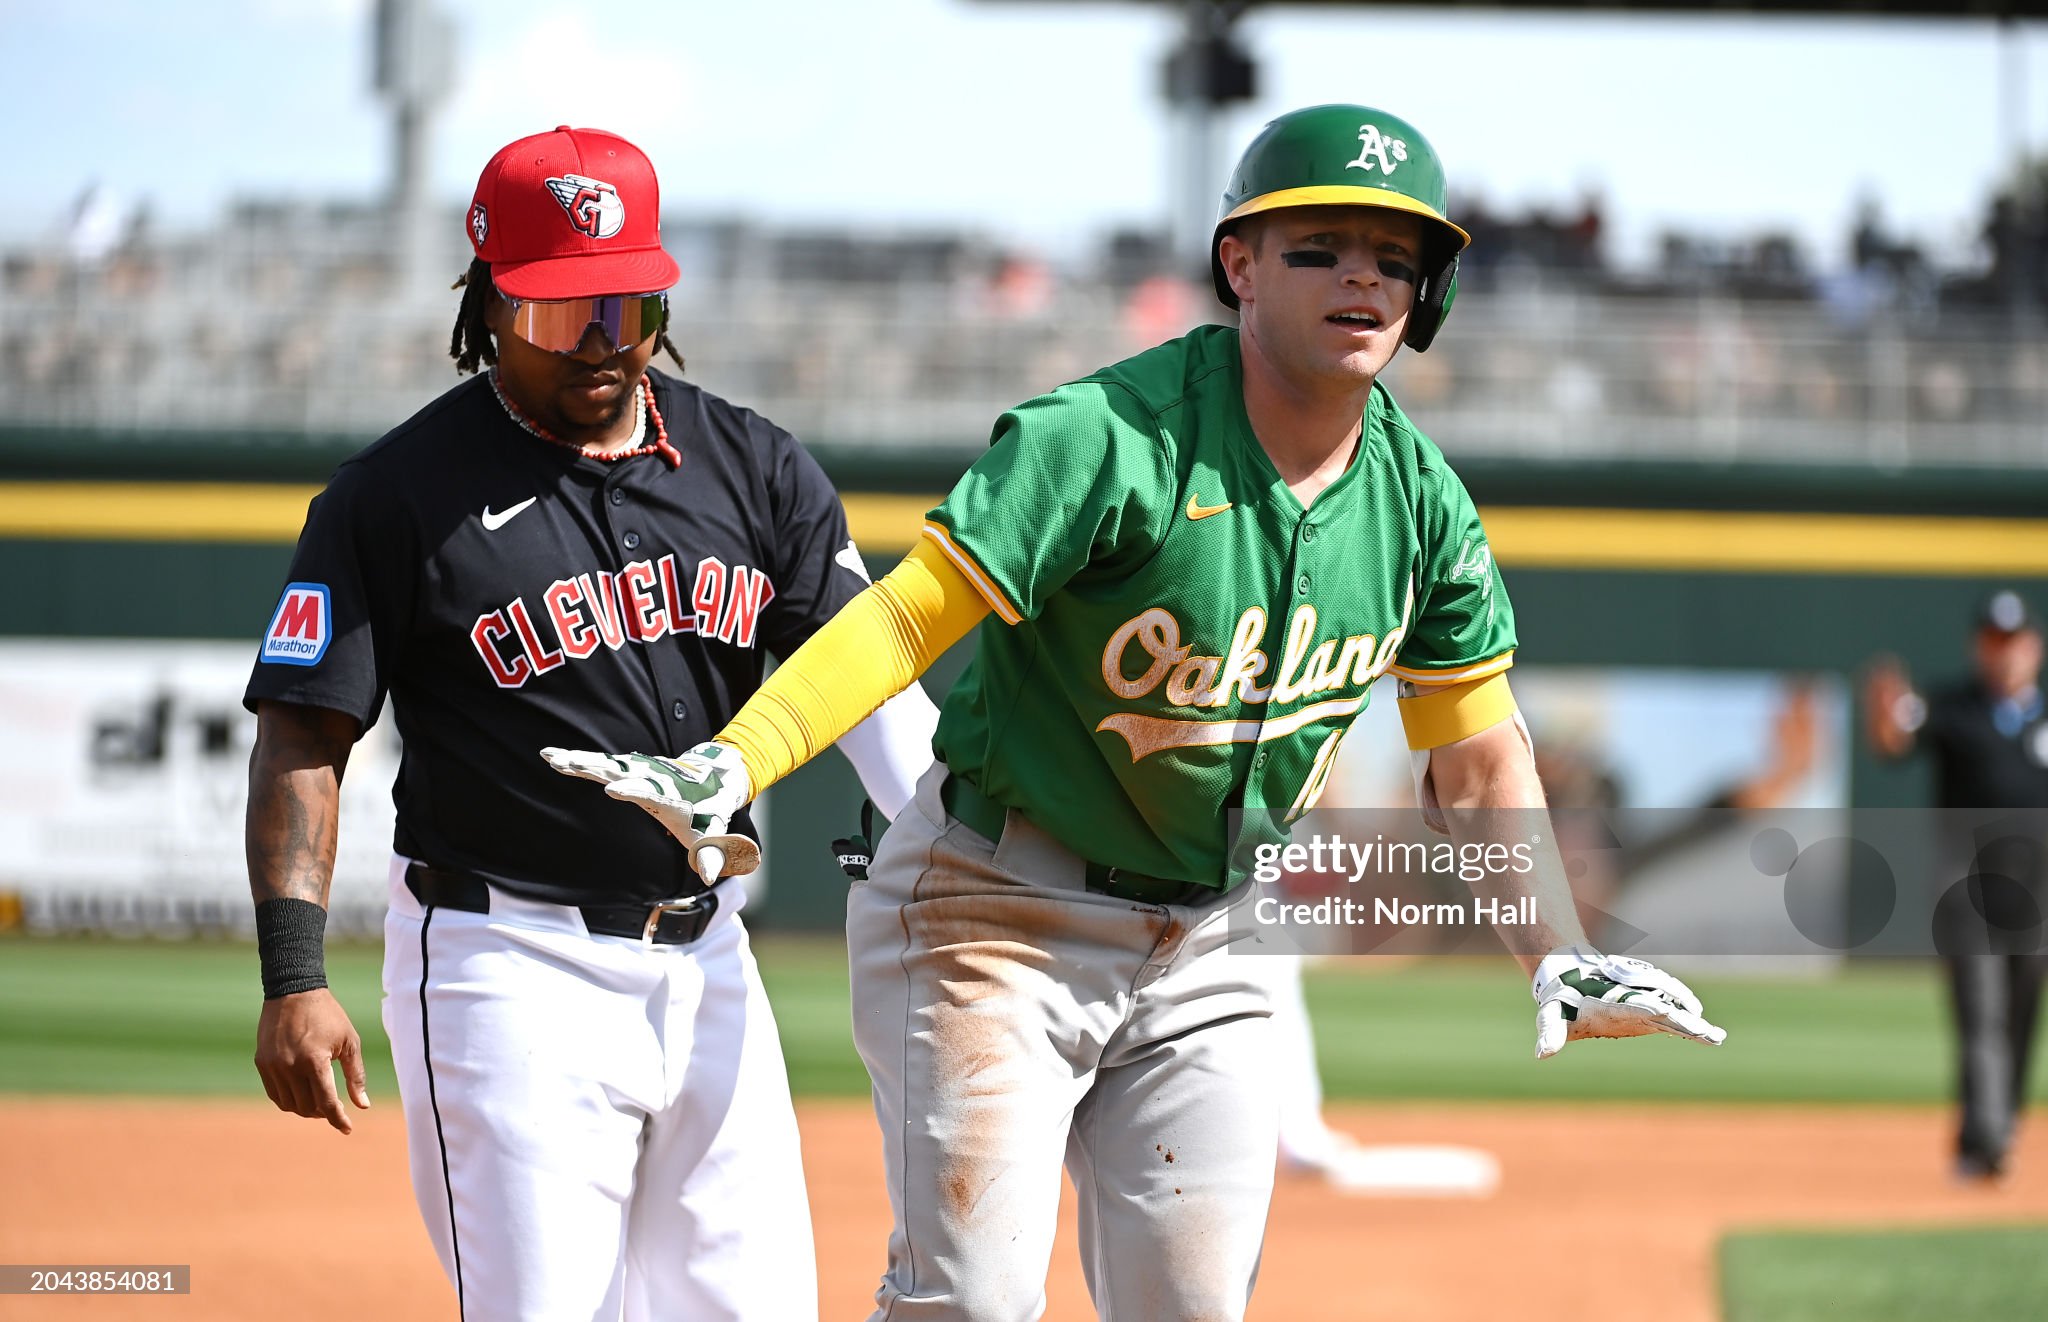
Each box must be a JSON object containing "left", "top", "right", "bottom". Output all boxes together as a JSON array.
[{"left": 470, "top": 553, "right": 774, "bottom": 689}]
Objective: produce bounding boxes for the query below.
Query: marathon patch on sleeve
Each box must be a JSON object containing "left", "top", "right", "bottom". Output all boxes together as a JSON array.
[{"left": 261, "top": 582, "right": 332, "bottom": 666}]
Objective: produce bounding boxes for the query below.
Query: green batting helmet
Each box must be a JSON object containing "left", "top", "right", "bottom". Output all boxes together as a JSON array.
[{"left": 1212, "top": 104, "right": 1470, "bottom": 351}]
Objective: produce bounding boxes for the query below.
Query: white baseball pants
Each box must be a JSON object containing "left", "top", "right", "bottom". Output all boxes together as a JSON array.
[{"left": 380, "top": 857, "right": 817, "bottom": 1322}]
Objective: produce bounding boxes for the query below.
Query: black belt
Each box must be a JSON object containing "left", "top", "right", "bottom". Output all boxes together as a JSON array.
[
  {"left": 404, "top": 863, "right": 719, "bottom": 946},
  {"left": 938, "top": 774, "right": 1219, "bottom": 907}
]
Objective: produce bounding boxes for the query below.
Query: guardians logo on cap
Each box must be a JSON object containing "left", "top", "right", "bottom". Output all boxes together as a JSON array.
[
  {"left": 544, "top": 174, "right": 625, "bottom": 240},
  {"left": 468, "top": 126, "right": 680, "bottom": 299}
]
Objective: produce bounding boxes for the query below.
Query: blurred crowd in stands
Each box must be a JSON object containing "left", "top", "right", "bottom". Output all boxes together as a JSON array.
[{"left": 4, "top": 170, "right": 2047, "bottom": 465}]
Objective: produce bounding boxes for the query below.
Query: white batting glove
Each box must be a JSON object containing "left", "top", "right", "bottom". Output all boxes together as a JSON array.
[
  {"left": 1531, "top": 944, "right": 1727, "bottom": 1060},
  {"left": 540, "top": 742, "right": 759, "bottom": 882}
]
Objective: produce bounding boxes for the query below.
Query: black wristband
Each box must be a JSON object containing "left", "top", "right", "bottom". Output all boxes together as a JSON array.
[{"left": 255, "top": 898, "right": 329, "bottom": 999}]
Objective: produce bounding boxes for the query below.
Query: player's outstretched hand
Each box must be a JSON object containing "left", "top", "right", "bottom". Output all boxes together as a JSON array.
[
  {"left": 541, "top": 743, "right": 760, "bottom": 881},
  {"left": 1531, "top": 944, "right": 1727, "bottom": 1060}
]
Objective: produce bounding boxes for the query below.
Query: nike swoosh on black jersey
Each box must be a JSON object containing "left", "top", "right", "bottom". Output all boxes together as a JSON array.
[{"left": 481, "top": 497, "right": 538, "bottom": 531}]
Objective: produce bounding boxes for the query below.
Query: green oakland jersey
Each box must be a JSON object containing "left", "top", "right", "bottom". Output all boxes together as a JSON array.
[{"left": 926, "top": 323, "right": 1514, "bottom": 888}]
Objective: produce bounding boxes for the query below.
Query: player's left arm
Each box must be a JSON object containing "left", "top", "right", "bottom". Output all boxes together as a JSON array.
[
  {"left": 1394, "top": 452, "right": 1723, "bottom": 1058},
  {"left": 1428, "top": 721, "right": 1727, "bottom": 1058},
  {"left": 1423, "top": 713, "right": 1583, "bottom": 969}
]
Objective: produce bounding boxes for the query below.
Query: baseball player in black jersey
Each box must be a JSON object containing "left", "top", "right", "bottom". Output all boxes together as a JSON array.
[{"left": 244, "top": 125, "right": 937, "bottom": 1321}]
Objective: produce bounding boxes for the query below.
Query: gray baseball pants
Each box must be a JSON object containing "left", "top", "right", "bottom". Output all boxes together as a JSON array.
[{"left": 847, "top": 766, "right": 1279, "bottom": 1321}]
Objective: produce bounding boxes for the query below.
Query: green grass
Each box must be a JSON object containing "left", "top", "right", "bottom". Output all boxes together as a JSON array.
[
  {"left": 0, "top": 935, "right": 1975, "bottom": 1103},
  {"left": 1720, "top": 1225, "right": 2048, "bottom": 1322},
  {"left": 1301, "top": 958, "right": 1956, "bottom": 1103},
  {"left": 756, "top": 938, "right": 869, "bottom": 1097},
  {"left": 0, "top": 938, "right": 400, "bottom": 1098},
  {"left": 0, "top": 934, "right": 873, "bottom": 1100}
]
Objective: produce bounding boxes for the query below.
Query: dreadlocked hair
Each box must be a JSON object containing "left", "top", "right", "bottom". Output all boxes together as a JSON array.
[
  {"left": 449, "top": 259, "right": 687, "bottom": 376},
  {"left": 450, "top": 258, "right": 497, "bottom": 375}
]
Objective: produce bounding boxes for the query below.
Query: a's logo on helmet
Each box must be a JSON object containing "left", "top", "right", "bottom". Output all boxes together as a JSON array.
[
  {"left": 543, "top": 174, "right": 626, "bottom": 240},
  {"left": 1345, "top": 124, "right": 1409, "bottom": 177},
  {"left": 468, "top": 203, "right": 489, "bottom": 248}
]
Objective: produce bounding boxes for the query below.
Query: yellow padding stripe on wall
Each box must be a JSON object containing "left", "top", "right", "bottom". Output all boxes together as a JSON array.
[
  {"left": 0, "top": 483, "right": 938, "bottom": 551},
  {"left": 0, "top": 482, "right": 321, "bottom": 543},
  {"left": 3, "top": 483, "right": 2047, "bottom": 577},
  {"left": 1483, "top": 507, "right": 2048, "bottom": 576}
]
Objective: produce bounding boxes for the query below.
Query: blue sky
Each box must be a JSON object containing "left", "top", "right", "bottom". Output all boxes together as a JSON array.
[{"left": 6, "top": 0, "right": 2042, "bottom": 271}]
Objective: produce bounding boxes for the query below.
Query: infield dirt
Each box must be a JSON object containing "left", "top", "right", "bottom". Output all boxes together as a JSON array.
[{"left": 3, "top": 1098, "right": 2044, "bottom": 1321}]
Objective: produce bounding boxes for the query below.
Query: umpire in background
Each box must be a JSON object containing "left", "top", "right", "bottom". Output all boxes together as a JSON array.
[{"left": 1866, "top": 589, "right": 2048, "bottom": 1180}]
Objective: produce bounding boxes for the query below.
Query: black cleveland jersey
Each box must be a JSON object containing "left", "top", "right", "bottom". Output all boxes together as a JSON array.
[
  {"left": 1921, "top": 681, "right": 2048, "bottom": 813},
  {"left": 244, "top": 367, "right": 869, "bottom": 904}
]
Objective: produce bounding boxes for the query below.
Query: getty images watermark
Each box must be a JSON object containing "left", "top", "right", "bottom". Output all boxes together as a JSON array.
[
  {"left": 1223, "top": 807, "right": 2048, "bottom": 960},
  {"left": 1251, "top": 834, "right": 1543, "bottom": 927}
]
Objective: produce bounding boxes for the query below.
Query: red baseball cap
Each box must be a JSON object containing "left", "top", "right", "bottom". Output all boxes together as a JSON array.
[{"left": 467, "top": 126, "right": 681, "bottom": 299}]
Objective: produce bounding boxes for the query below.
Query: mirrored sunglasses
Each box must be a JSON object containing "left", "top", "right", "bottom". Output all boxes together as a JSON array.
[{"left": 504, "top": 292, "right": 669, "bottom": 355}]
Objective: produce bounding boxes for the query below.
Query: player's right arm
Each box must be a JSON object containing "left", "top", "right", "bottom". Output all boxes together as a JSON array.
[
  {"left": 247, "top": 699, "right": 371, "bottom": 1134},
  {"left": 714, "top": 380, "right": 1162, "bottom": 790},
  {"left": 718, "top": 540, "right": 985, "bottom": 793},
  {"left": 242, "top": 460, "right": 405, "bottom": 1129},
  {"left": 544, "top": 542, "right": 990, "bottom": 860},
  {"left": 546, "top": 384, "right": 1162, "bottom": 864}
]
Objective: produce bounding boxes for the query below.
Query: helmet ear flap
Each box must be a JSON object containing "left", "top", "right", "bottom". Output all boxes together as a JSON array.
[
  {"left": 1403, "top": 253, "right": 1458, "bottom": 352},
  {"left": 1211, "top": 224, "right": 1242, "bottom": 311}
]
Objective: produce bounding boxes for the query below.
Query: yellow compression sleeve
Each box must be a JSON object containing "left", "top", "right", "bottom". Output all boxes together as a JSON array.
[
  {"left": 716, "top": 539, "right": 991, "bottom": 795},
  {"left": 1397, "top": 672, "right": 1519, "bottom": 750}
]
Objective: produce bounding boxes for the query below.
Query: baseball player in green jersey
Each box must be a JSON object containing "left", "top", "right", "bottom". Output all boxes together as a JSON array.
[{"left": 546, "top": 103, "right": 1725, "bottom": 1320}]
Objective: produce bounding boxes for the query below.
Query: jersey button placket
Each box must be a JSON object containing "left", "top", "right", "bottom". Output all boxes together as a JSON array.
[
  {"left": 623, "top": 530, "right": 642, "bottom": 551},
  {"left": 1248, "top": 747, "right": 1273, "bottom": 823},
  {"left": 1260, "top": 526, "right": 1315, "bottom": 817}
]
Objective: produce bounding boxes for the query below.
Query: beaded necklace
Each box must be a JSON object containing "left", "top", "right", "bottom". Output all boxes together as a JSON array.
[{"left": 489, "top": 370, "right": 680, "bottom": 468}]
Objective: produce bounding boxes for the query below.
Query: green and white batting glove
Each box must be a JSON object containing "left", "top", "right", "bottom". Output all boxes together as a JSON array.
[
  {"left": 1531, "top": 944, "right": 1727, "bottom": 1060},
  {"left": 540, "top": 741, "right": 759, "bottom": 882}
]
